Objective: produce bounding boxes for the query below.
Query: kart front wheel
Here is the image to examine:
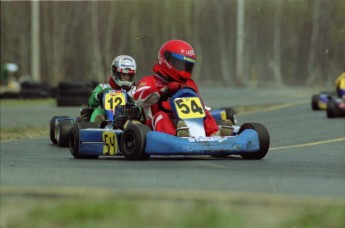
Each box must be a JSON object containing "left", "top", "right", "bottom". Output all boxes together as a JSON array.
[
  {"left": 238, "top": 123, "right": 270, "bottom": 160},
  {"left": 121, "top": 123, "right": 151, "bottom": 160}
]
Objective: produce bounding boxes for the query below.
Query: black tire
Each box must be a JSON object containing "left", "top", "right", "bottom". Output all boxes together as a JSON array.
[
  {"left": 20, "top": 88, "right": 50, "bottom": 98},
  {"left": 57, "top": 88, "right": 93, "bottom": 96},
  {"left": 224, "top": 107, "right": 237, "bottom": 124},
  {"left": 120, "top": 123, "right": 151, "bottom": 160},
  {"left": 56, "top": 96, "right": 89, "bottom": 106},
  {"left": 20, "top": 81, "right": 42, "bottom": 89},
  {"left": 57, "top": 120, "right": 74, "bottom": 147},
  {"left": 0, "top": 92, "right": 20, "bottom": 99},
  {"left": 311, "top": 94, "right": 320, "bottom": 110},
  {"left": 58, "top": 81, "right": 91, "bottom": 90},
  {"left": 326, "top": 99, "right": 342, "bottom": 118},
  {"left": 69, "top": 122, "right": 100, "bottom": 159},
  {"left": 50, "top": 116, "right": 69, "bottom": 144},
  {"left": 238, "top": 123, "right": 270, "bottom": 160}
]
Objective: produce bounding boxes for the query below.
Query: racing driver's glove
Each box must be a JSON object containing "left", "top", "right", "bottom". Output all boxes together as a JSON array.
[{"left": 167, "top": 82, "right": 184, "bottom": 93}]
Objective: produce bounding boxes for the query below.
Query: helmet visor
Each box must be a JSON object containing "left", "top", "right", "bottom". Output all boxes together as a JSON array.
[
  {"left": 164, "top": 51, "right": 195, "bottom": 73},
  {"left": 115, "top": 72, "right": 135, "bottom": 82}
]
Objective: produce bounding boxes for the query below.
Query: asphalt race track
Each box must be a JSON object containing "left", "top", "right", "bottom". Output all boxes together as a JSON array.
[{"left": 1, "top": 87, "right": 345, "bottom": 198}]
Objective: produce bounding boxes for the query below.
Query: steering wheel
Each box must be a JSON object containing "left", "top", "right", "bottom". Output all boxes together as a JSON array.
[
  {"left": 158, "top": 88, "right": 173, "bottom": 113},
  {"left": 157, "top": 86, "right": 198, "bottom": 113}
]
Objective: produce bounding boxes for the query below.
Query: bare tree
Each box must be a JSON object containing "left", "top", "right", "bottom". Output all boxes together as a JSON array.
[
  {"left": 103, "top": 2, "right": 117, "bottom": 80},
  {"left": 2, "top": 0, "right": 345, "bottom": 87},
  {"left": 306, "top": 0, "right": 321, "bottom": 85},
  {"left": 91, "top": 1, "right": 104, "bottom": 82},
  {"left": 215, "top": 1, "right": 232, "bottom": 87},
  {"left": 46, "top": 2, "right": 66, "bottom": 84},
  {"left": 273, "top": 0, "right": 282, "bottom": 85},
  {"left": 191, "top": 0, "right": 203, "bottom": 83},
  {"left": 236, "top": 0, "right": 245, "bottom": 85},
  {"left": 31, "top": 0, "right": 40, "bottom": 82}
]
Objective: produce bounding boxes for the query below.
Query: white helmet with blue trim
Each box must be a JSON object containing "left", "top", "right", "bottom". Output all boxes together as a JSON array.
[{"left": 111, "top": 55, "right": 136, "bottom": 89}]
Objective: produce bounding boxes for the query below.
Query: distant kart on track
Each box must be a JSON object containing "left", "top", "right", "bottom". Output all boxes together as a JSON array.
[{"left": 69, "top": 87, "right": 270, "bottom": 160}]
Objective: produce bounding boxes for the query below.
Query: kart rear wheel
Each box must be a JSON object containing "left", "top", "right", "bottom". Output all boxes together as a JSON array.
[
  {"left": 50, "top": 116, "right": 69, "bottom": 144},
  {"left": 57, "top": 120, "right": 74, "bottom": 147},
  {"left": 69, "top": 122, "right": 99, "bottom": 159},
  {"left": 121, "top": 123, "right": 151, "bottom": 160},
  {"left": 311, "top": 94, "right": 320, "bottom": 110},
  {"left": 238, "top": 123, "right": 270, "bottom": 160}
]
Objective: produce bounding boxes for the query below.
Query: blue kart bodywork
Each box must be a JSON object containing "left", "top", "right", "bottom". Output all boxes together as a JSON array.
[
  {"left": 77, "top": 128, "right": 260, "bottom": 156},
  {"left": 70, "top": 88, "right": 270, "bottom": 160},
  {"left": 144, "top": 130, "right": 260, "bottom": 155}
]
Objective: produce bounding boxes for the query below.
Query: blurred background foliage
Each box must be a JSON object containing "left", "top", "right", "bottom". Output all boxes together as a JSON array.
[{"left": 1, "top": 0, "right": 344, "bottom": 87}]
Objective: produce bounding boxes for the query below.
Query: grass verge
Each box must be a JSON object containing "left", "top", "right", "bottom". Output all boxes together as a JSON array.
[
  {"left": 0, "top": 126, "right": 48, "bottom": 141},
  {"left": 2, "top": 188, "right": 345, "bottom": 228},
  {"left": 0, "top": 98, "right": 55, "bottom": 106}
]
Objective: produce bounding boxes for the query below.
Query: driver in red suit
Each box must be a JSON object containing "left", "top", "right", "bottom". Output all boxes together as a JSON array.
[{"left": 133, "top": 39, "right": 233, "bottom": 137}]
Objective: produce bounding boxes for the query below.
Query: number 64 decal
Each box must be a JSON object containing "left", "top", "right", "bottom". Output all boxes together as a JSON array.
[{"left": 174, "top": 97, "right": 205, "bottom": 119}]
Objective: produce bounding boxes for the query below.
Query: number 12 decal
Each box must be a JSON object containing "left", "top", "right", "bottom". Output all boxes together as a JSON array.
[{"left": 104, "top": 93, "right": 126, "bottom": 110}]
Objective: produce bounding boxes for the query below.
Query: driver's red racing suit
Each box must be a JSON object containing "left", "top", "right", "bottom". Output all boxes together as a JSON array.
[{"left": 133, "top": 74, "right": 219, "bottom": 136}]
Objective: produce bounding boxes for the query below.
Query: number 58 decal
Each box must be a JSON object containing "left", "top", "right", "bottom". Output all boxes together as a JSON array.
[{"left": 174, "top": 97, "right": 205, "bottom": 119}]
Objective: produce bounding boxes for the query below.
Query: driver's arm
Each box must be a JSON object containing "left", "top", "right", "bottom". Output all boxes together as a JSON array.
[{"left": 133, "top": 77, "right": 160, "bottom": 108}]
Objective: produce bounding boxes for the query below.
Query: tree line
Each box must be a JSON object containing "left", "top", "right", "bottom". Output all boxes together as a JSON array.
[{"left": 1, "top": 0, "right": 344, "bottom": 87}]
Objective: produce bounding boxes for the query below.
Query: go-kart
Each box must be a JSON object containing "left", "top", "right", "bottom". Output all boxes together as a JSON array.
[
  {"left": 326, "top": 97, "right": 345, "bottom": 118},
  {"left": 69, "top": 87, "right": 270, "bottom": 160},
  {"left": 50, "top": 89, "right": 138, "bottom": 147}
]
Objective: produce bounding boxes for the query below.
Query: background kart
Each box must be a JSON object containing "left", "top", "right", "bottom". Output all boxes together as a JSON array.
[
  {"left": 69, "top": 88, "right": 270, "bottom": 160},
  {"left": 50, "top": 89, "right": 139, "bottom": 147},
  {"left": 209, "top": 107, "right": 237, "bottom": 125}
]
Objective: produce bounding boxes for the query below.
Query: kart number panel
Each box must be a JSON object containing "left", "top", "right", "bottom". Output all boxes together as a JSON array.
[
  {"left": 104, "top": 92, "right": 126, "bottom": 111},
  {"left": 102, "top": 132, "right": 119, "bottom": 155},
  {"left": 174, "top": 97, "right": 205, "bottom": 119}
]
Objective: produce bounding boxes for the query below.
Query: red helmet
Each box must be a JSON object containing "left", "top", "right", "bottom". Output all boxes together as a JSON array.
[{"left": 156, "top": 40, "right": 196, "bottom": 82}]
